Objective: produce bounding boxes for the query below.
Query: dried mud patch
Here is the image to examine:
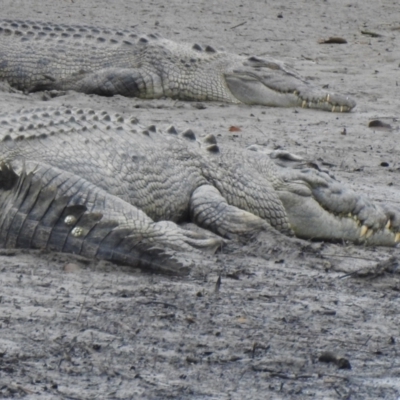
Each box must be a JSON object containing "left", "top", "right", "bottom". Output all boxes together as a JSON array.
[{"left": 1, "top": 243, "right": 400, "bottom": 399}]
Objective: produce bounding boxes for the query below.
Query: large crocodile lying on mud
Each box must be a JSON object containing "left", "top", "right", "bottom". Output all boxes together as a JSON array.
[
  {"left": 0, "top": 106, "right": 397, "bottom": 273},
  {"left": 0, "top": 20, "right": 356, "bottom": 112}
]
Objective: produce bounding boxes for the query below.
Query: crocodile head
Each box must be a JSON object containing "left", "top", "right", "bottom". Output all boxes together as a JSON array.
[{"left": 224, "top": 56, "right": 356, "bottom": 112}]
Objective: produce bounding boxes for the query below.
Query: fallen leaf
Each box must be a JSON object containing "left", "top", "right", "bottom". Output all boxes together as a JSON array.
[
  {"left": 186, "top": 315, "right": 196, "bottom": 324},
  {"left": 318, "top": 37, "right": 347, "bottom": 44},
  {"left": 63, "top": 263, "right": 81, "bottom": 273},
  {"left": 368, "top": 120, "right": 392, "bottom": 131}
]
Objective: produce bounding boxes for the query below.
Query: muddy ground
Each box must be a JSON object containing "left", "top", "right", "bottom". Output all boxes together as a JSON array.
[{"left": 1, "top": 0, "right": 400, "bottom": 398}]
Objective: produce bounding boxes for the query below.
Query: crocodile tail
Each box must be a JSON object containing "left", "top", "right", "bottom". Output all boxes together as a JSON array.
[{"left": 0, "top": 162, "right": 192, "bottom": 275}]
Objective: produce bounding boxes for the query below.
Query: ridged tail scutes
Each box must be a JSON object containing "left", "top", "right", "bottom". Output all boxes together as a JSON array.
[{"left": 0, "top": 162, "right": 193, "bottom": 275}]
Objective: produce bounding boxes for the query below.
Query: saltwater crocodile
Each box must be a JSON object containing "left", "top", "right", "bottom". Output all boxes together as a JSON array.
[
  {"left": 0, "top": 106, "right": 397, "bottom": 273},
  {"left": 0, "top": 19, "right": 356, "bottom": 112}
]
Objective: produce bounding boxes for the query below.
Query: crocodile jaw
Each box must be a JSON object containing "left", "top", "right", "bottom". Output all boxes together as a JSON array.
[
  {"left": 225, "top": 71, "right": 356, "bottom": 112},
  {"left": 278, "top": 191, "right": 399, "bottom": 246}
]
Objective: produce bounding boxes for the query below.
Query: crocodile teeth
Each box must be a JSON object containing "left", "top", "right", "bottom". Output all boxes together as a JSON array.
[
  {"left": 386, "top": 220, "right": 391, "bottom": 229},
  {"left": 396, "top": 233, "right": 400, "bottom": 243},
  {"left": 331, "top": 106, "right": 336, "bottom": 112},
  {"left": 302, "top": 100, "right": 307, "bottom": 108},
  {"left": 326, "top": 94, "right": 330, "bottom": 102},
  {"left": 360, "top": 225, "right": 368, "bottom": 237},
  {"left": 366, "top": 229, "right": 373, "bottom": 239},
  {"left": 340, "top": 106, "right": 344, "bottom": 112}
]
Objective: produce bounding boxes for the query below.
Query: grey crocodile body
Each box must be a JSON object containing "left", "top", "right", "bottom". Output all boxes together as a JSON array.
[
  {"left": 0, "top": 20, "right": 355, "bottom": 112},
  {"left": 0, "top": 106, "right": 397, "bottom": 273}
]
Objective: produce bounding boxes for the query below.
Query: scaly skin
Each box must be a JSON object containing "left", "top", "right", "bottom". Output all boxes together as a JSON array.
[
  {"left": 0, "top": 20, "right": 355, "bottom": 112},
  {"left": 0, "top": 106, "right": 397, "bottom": 273}
]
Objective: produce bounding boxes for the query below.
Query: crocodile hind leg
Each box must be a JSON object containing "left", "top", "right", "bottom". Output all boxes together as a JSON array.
[
  {"left": 0, "top": 161, "right": 223, "bottom": 274},
  {"left": 66, "top": 68, "right": 162, "bottom": 98}
]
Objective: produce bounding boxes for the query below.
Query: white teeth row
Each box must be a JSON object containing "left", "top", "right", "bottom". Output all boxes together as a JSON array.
[
  {"left": 347, "top": 213, "right": 400, "bottom": 243},
  {"left": 331, "top": 105, "right": 346, "bottom": 112},
  {"left": 359, "top": 223, "right": 400, "bottom": 242},
  {"left": 297, "top": 93, "right": 350, "bottom": 112}
]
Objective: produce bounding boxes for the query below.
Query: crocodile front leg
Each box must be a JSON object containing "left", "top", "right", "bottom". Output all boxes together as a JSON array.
[{"left": 189, "top": 184, "right": 290, "bottom": 241}]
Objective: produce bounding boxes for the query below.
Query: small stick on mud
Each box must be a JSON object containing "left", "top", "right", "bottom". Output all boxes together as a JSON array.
[
  {"left": 230, "top": 21, "right": 247, "bottom": 30},
  {"left": 339, "top": 257, "right": 398, "bottom": 279},
  {"left": 76, "top": 284, "right": 94, "bottom": 322},
  {"left": 214, "top": 274, "right": 222, "bottom": 293},
  {"left": 361, "top": 30, "right": 383, "bottom": 38}
]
